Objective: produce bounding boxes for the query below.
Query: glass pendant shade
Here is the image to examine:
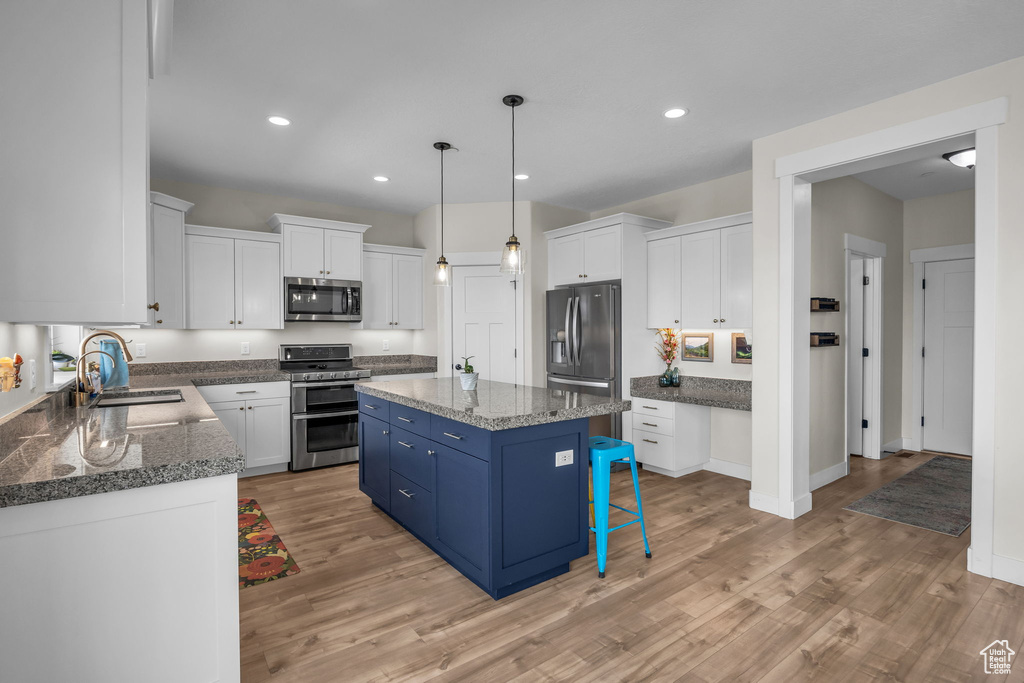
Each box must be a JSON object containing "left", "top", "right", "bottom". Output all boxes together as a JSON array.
[
  {"left": 434, "top": 255, "right": 451, "bottom": 287},
  {"left": 499, "top": 235, "right": 524, "bottom": 274}
]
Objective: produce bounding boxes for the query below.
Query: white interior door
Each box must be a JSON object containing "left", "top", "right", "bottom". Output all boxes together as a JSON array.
[
  {"left": 847, "top": 258, "right": 865, "bottom": 456},
  {"left": 923, "top": 258, "right": 975, "bottom": 455},
  {"left": 451, "top": 266, "right": 517, "bottom": 383}
]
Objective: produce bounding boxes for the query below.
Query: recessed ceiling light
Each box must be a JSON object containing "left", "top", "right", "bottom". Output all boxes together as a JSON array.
[
  {"left": 663, "top": 108, "right": 688, "bottom": 119},
  {"left": 942, "top": 148, "right": 976, "bottom": 169},
  {"left": 373, "top": 176, "right": 389, "bottom": 182},
  {"left": 514, "top": 174, "right": 529, "bottom": 180},
  {"left": 267, "top": 115, "right": 291, "bottom": 126}
]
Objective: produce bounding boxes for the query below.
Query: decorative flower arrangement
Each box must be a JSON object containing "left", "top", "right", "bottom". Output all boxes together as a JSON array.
[{"left": 655, "top": 328, "right": 680, "bottom": 373}]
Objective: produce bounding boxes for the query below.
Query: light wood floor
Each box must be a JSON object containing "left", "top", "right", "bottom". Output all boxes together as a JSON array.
[{"left": 238, "top": 453, "right": 1024, "bottom": 682}]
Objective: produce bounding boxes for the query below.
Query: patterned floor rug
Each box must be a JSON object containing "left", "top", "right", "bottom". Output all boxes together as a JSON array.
[
  {"left": 238, "top": 498, "right": 301, "bottom": 589},
  {"left": 844, "top": 456, "right": 971, "bottom": 536}
]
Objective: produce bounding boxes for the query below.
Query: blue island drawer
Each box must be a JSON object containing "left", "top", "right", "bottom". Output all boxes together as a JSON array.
[
  {"left": 390, "top": 404, "right": 432, "bottom": 438},
  {"left": 358, "top": 395, "right": 390, "bottom": 419},
  {"left": 390, "top": 471, "right": 434, "bottom": 542},
  {"left": 431, "top": 415, "right": 490, "bottom": 458},
  {"left": 389, "top": 426, "right": 435, "bottom": 491}
]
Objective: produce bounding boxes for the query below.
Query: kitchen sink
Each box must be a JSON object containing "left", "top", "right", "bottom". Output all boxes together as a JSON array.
[{"left": 92, "top": 390, "right": 184, "bottom": 408}]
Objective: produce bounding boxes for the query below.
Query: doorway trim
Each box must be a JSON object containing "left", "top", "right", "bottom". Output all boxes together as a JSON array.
[
  {"left": 438, "top": 251, "right": 526, "bottom": 384},
  {"left": 844, "top": 234, "right": 885, "bottom": 463},
  {"left": 773, "top": 97, "right": 1005, "bottom": 579},
  {"left": 910, "top": 243, "right": 975, "bottom": 451}
]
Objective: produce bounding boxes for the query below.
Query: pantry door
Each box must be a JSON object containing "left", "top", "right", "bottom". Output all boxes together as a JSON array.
[{"left": 450, "top": 266, "right": 518, "bottom": 384}]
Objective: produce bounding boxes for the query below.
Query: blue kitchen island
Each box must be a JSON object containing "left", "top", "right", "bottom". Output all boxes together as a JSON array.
[{"left": 355, "top": 377, "right": 631, "bottom": 599}]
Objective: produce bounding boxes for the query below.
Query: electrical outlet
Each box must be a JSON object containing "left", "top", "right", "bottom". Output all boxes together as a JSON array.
[
  {"left": 240, "top": 342, "right": 250, "bottom": 355},
  {"left": 135, "top": 343, "right": 146, "bottom": 358},
  {"left": 555, "top": 450, "right": 574, "bottom": 467},
  {"left": 382, "top": 339, "right": 389, "bottom": 351},
  {"left": 28, "top": 359, "right": 36, "bottom": 390}
]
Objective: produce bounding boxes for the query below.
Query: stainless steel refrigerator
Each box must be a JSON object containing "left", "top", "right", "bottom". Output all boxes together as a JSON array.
[{"left": 546, "top": 282, "right": 621, "bottom": 439}]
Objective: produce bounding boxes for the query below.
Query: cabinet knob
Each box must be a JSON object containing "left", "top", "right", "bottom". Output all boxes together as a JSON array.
[
  {"left": 239, "top": 407, "right": 244, "bottom": 411},
  {"left": 156, "top": 319, "right": 163, "bottom": 324},
  {"left": 720, "top": 318, "right": 726, "bottom": 323},
  {"left": 237, "top": 321, "right": 242, "bottom": 325},
  {"left": 326, "top": 271, "right": 331, "bottom": 275},
  {"left": 427, "top": 450, "right": 436, "bottom": 456},
  {"left": 147, "top": 302, "right": 160, "bottom": 311},
  {"left": 714, "top": 319, "right": 719, "bottom": 323},
  {"left": 229, "top": 320, "right": 235, "bottom": 324},
  {"left": 383, "top": 430, "right": 390, "bottom": 435},
  {"left": 248, "top": 406, "right": 253, "bottom": 410},
  {"left": 319, "top": 270, "right": 324, "bottom": 274},
  {"left": 674, "top": 320, "right": 679, "bottom": 324},
  {"left": 578, "top": 274, "right": 583, "bottom": 278}
]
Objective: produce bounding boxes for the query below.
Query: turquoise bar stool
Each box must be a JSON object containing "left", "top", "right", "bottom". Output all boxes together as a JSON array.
[{"left": 588, "top": 436, "right": 652, "bottom": 578}]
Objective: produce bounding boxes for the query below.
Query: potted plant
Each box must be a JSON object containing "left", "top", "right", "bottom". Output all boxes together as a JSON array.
[{"left": 459, "top": 356, "right": 479, "bottom": 390}]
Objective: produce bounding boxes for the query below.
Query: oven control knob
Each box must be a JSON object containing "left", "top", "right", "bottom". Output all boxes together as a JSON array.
[
  {"left": 317, "top": 373, "right": 323, "bottom": 380},
  {"left": 328, "top": 372, "right": 336, "bottom": 379},
  {"left": 303, "top": 373, "right": 311, "bottom": 381}
]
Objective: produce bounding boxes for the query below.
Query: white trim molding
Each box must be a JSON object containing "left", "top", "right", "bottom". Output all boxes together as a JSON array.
[
  {"left": 992, "top": 554, "right": 1024, "bottom": 587},
  {"left": 810, "top": 460, "right": 849, "bottom": 491},
  {"left": 644, "top": 212, "right": 753, "bottom": 241},
  {"left": 704, "top": 459, "right": 751, "bottom": 481},
  {"left": 844, "top": 234, "right": 887, "bottom": 258},
  {"left": 910, "top": 243, "right": 974, "bottom": 263}
]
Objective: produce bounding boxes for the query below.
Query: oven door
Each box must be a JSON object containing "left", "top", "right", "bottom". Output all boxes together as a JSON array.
[
  {"left": 291, "top": 380, "right": 358, "bottom": 414},
  {"left": 284, "top": 278, "right": 362, "bottom": 322},
  {"left": 291, "top": 409, "right": 360, "bottom": 470}
]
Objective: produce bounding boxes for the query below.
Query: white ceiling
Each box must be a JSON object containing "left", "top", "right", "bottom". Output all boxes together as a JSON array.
[
  {"left": 150, "top": 1, "right": 1024, "bottom": 215},
  {"left": 853, "top": 141, "right": 975, "bottom": 201}
]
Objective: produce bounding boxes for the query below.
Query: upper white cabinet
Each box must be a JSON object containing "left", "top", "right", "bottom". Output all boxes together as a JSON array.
[
  {"left": 185, "top": 225, "right": 283, "bottom": 330},
  {"left": 147, "top": 193, "right": 194, "bottom": 330},
  {"left": 0, "top": 0, "right": 150, "bottom": 324},
  {"left": 646, "top": 213, "right": 752, "bottom": 330},
  {"left": 268, "top": 214, "right": 369, "bottom": 281},
  {"left": 548, "top": 225, "right": 630, "bottom": 286},
  {"left": 361, "top": 244, "right": 425, "bottom": 330}
]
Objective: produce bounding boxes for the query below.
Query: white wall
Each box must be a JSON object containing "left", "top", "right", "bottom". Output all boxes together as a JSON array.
[
  {"left": 590, "top": 171, "right": 752, "bottom": 225},
  {"left": 809, "top": 176, "right": 904, "bottom": 474},
  {"left": 901, "top": 189, "right": 974, "bottom": 438},
  {"left": 129, "top": 180, "right": 419, "bottom": 362},
  {"left": 0, "top": 323, "right": 51, "bottom": 419},
  {"left": 751, "top": 56, "right": 1024, "bottom": 566}
]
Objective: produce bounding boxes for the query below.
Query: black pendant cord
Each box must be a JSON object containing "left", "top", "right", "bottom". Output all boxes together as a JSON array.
[
  {"left": 510, "top": 101, "right": 515, "bottom": 239},
  {"left": 440, "top": 146, "right": 444, "bottom": 256}
]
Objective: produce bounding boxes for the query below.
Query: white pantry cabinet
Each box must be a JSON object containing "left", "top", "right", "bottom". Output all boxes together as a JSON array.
[
  {"left": 147, "top": 192, "right": 194, "bottom": 329},
  {"left": 200, "top": 382, "right": 291, "bottom": 474},
  {"left": 361, "top": 244, "right": 425, "bottom": 329},
  {"left": 0, "top": 0, "right": 150, "bottom": 324},
  {"left": 268, "top": 214, "right": 370, "bottom": 281},
  {"left": 185, "top": 225, "right": 283, "bottom": 330},
  {"left": 646, "top": 213, "right": 752, "bottom": 330}
]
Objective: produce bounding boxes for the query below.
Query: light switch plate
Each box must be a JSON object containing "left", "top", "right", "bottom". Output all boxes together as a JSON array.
[
  {"left": 240, "top": 342, "right": 250, "bottom": 355},
  {"left": 135, "top": 343, "right": 146, "bottom": 358},
  {"left": 555, "top": 449, "right": 574, "bottom": 467}
]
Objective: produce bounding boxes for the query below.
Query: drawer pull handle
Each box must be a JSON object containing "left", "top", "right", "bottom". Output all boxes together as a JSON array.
[
  {"left": 383, "top": 430, "right": 390, "bottom": 435},
  {"left": 642, "top": 405, "right": 658, "bottom": 410},
  {"left": 642, "top": 438, "right": 659, "bottom": 444},
  {"left": 642, "top": 422, "right": 657, "bottom": 427},
  {"left": 363, "top": 404, "right": 378, "bottom": 410},
  {"left": 235, "top": 390, "right": 257, "bottom": 394},
  {"left": 399, "top": 489, "right": 415, "bottom": 498},
  {"left": 398, "top": 441, "right": 414, "bottom": 449},
  {"left": 427, "top": 450, "right": 436, "bottom": 456},
  {"left": 397, "top": 416, "right": 413, "bottom": 423},
  {"left": 443, "top": 432, "right": 464, "bottom": 440}
]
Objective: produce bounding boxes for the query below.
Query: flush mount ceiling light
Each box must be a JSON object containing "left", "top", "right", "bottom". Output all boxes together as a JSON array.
[
  {"left": 499, "top": 94, "right": 525, "bottom": 275},
  {"left": 433, "top": 142, "right": 452, "bottom": 287},
  {"left": 267, "top": 115, "right": 291, "bottom": 126},
  {"left": 942, "top": 148, "right": 976, "bottom": 169},
  {"left": 373, "top": 176, "right": 390, "bottom": 182},
  {"left": 663, "top": 108, "right": 687, "bottom": 119},
  {"left": 514, "top": 174, "right": 529, "bottom": 180}
]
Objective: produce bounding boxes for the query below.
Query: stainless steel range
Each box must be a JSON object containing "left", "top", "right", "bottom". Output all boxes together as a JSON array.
[{"left": 280, "top": 344, "right": 370, "bottom": 471}]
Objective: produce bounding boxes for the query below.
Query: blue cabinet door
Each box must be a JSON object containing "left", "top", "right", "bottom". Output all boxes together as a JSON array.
[
  {"left": 359, "top": 413, "right": 391, "bottom": 510},
  {"left": 434, "top": 443, "right": 489, "bottom": 584}
]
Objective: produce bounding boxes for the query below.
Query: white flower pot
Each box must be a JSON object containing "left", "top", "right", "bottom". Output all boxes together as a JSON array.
[{"left": 460, "top": 372, "right": 479, "bottom": 390}]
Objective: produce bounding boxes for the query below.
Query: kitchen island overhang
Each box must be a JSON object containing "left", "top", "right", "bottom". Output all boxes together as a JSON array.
[{"left": 355, "top": 377, "right": 631, "bottom": 599}]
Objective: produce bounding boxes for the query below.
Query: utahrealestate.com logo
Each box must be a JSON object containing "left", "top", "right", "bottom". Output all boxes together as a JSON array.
[{"left": 980, "top": 640, "right": 1015, "bottom": 675}]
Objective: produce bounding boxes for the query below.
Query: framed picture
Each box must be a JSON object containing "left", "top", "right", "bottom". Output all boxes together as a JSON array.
[
  {"left": 682, "top": 333, "right": 713, "bottom": 361},
  {"left": 731, "top": 333, "right": 752, "bottom": 364}
]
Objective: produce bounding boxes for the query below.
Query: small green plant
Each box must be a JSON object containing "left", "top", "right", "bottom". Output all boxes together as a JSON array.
[{"left": 461, "top": 356, "right": 475, "bottom": 373}]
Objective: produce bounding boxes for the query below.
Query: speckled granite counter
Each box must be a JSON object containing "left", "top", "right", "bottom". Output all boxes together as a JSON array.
[
  {"left": 0, "top": 360, "right": 291, "bottom": 508},
  {"left": 356, "top": 377, "right": 630, "bottom": 431},
  {"left": 630, "top": 375, "right": 752, "bottom": 411},
  {"left": 354, "top": 354, "right": 437, "bottom": 377}
]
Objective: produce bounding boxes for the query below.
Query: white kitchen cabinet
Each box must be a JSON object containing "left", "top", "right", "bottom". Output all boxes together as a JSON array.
[
  {"left": 185, "top": 225, "right": 283, "bottom": 330},
  {"left": 547, "top": 232, "right": 585, "bottom": 287},
  {"left": 269, "top": 214, "right": 370, "bottom": 280},
  {"left": 361, "top": 244, "right": 425, "bottom": 330},
  {"left": 631, "top": 399, "right": 710, "bottom": 477},
  {"left": 645, "top": 213, "right": 752, "bottom": 330},
  {"left": 548, "top": 226, "right": 625, "bottom": 286},
  {"left": 200, "top": 382, "right": 291, "bottom": 474},
  {"left": 148, "top": 193, "right": 194, "bottom": 329},
  {"left": 0, "top": 0, "right": 150, "bottom": 324}
]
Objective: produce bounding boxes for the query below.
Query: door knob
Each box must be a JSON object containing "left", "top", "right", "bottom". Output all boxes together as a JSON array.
[
  {"left": 147, "top": 302, "right": 160, "bottom": 311},
  {"left": 454, "top": 363, "right": 462, "bottom": 370}
]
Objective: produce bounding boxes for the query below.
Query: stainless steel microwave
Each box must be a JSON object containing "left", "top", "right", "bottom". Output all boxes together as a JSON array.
[{"left": 284, "top": 277, "right": 362, "bottom": 322}]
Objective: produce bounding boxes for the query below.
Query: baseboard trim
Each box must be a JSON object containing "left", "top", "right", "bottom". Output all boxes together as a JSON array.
[
  {"left": 643, "top": 463, "right": 704, "bottom": 479},
  {"left": 239, "top": 463, "right": 289, "bottom": 479},
  {"left": 810, "top": 460, "right": 848, "bottom": 491},
  {"left": 882, "top": 437, "right": 909, "bottom": 454},
  {"left": 749, "top": 491, "right": 778, "bottom": 515},
  {"left": 992, "top": 553, "right": 1024, "bottom": 587},
  {"left": 703, "top": 458, "right": 751, "bottom": 481}
]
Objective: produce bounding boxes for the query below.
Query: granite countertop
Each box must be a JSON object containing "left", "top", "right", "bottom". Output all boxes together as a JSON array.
[
  {"left": 354, "top": 354, "right": 437, "bottom": 377},
  {"left": 630, "top": 375, "right": 752, "bottom": 411},
  {"left": 356, "top": 377, "right": 631, "bottom": 431}
]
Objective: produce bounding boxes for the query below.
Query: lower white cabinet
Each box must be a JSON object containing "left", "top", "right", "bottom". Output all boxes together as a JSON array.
[
  {"left": 631, "top": 398, "right": 710, "bottom": 477},
  {"left": 361, "top": 244, "right": 425, "bottom": 329},
  {"left": 200, "top": 382, "right": 290, "bottom": 473}
]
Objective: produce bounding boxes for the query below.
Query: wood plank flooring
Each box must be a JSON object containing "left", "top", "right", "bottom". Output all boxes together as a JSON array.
[{"left": 238, "top": 453, "right": 1024, "bottom": 682}]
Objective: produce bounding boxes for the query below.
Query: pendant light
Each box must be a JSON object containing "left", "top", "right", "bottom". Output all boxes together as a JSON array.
[
  {"left": 433, "top": 141, "right": 452, "bottom": 287},
  {"left": 499, "top": 95, "right": 525, "bottom": 275}
]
